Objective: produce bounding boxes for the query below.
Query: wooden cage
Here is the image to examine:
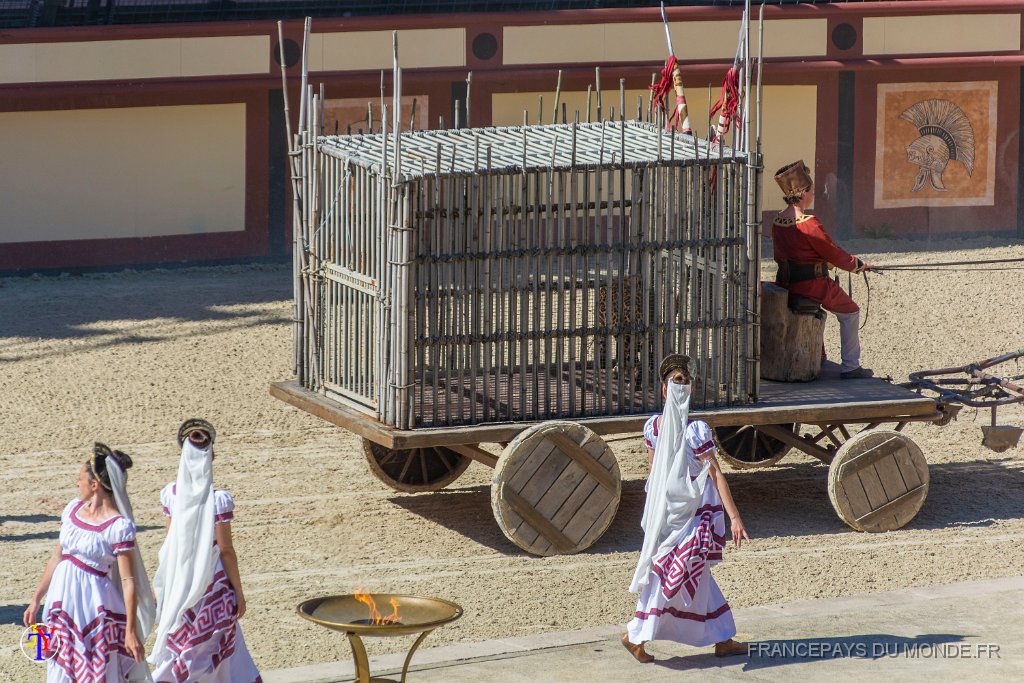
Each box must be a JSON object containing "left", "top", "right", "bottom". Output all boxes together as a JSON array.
[{"left": 294, "top": 120, "right": 760, "bottom": 430}]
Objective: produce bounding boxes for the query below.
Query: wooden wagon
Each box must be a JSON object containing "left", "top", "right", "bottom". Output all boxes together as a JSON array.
[{"left": 271, "top": 111, "right": 944, "bottom": 555}]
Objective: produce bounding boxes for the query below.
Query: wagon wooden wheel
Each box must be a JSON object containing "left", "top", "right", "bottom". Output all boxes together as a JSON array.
[
  {"left": 491, "top": 421, "right": 620, "bottom": 556},
  {"left": 827, "top": 429, "right": 929, "bottom": 532},
  {"left": 363, "top": 439, "right": 471, "bottom": 493},
  {"left": 713, "top": 424, "right": 797, "bottom": 469}
]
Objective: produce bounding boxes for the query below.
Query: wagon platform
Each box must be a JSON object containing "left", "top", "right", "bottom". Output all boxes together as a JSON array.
[
  {"left": 270, "top": 363, "right": 937, "bottom": 451},
  {"left": 272, "top": 364, "right": 943, "bottom": 552}
]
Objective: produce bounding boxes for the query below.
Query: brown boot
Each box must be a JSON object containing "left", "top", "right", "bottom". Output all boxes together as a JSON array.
[
  {"left": 621, "top": 633, "right": 654, "bottom": 663},
  {"left": 714, "top": 639, "right": 748, "bottom": 657}
]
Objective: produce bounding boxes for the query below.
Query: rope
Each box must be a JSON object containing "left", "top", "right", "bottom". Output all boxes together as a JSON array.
[
  {"left": 872, "top": 257, "right": 1024, "bottom": 270},
  {"left": 873, "top": 266, "right": 1024, "bottom": 272},
  {"left": 859, "top": 270, "right": 871, "bottom": 331},
  {"left": 855, "top": 255, "right": 1024, "bottom": 330}
]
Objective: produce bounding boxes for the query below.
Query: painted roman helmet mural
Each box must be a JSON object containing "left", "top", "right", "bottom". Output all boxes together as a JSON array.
[{"left": 900, "top": 98, "right": 976, "bottom": 193}]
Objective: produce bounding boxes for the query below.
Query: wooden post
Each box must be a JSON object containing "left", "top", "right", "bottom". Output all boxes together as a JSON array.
[{"left": 759, "top": 282, "right": 824, "bottom": 382}]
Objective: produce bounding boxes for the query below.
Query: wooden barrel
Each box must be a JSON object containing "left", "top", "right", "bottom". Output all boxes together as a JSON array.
[
  {"left": 491, "top": 421, "right": 621, "bottom": 556},
  {"left": 827, "top": 429, "right": 929, "bottom": 532}
]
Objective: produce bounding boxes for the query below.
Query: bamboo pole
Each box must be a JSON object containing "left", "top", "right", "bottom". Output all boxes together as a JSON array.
[
  {"left": 277, "top": 21, "right": 302, "bottom": 379},
  {"left": 552, "top": 69, "right": 563, "bottom": 126},
  {"left": 495, "top": 154, "right": 512, "bottom": 419},
  {"left": 468, "top": 137, "right": 481, "bottom": 424},
  {"left": 568, "top": 119, "right": 579, "bottom": 415},
  {"left": 520, "top": 148, "right": 528, "bottom": 419}
]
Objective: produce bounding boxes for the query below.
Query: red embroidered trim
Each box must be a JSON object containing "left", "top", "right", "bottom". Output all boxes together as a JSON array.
[
  {"left": 62, "top": 554, "right": 108, "bottom": 577},
  {"left": 70, "top": 500, "right": 122, "bottom": 531},
  {"left": 693, "top": 440, "right": 715, "bottom": 455}
]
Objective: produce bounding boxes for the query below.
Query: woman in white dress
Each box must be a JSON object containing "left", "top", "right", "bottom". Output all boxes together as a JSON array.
[
  {"left": 623, "top": 354, "right": 750, "bottom": 663},
  {"left": 149, "top": 418, "right": 261, "bottom": 683},
  {"left": 24, "top": 443, "right": 155, "bottom": 682}
]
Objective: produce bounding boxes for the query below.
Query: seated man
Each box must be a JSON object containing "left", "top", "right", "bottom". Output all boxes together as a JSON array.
[{"left": 771, "top": 160, "right": 873, "bottom": 379}]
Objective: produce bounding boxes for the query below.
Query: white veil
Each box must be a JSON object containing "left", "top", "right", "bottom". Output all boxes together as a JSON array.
[
  {"left": 629, "top": 381, "right": 710, "bottom": 593},
  {"left": 149, "top": 440, "right": 219, "bottom": 662},
  {"left": 105, "top": 458, "right": 156, "bottom": 682}
]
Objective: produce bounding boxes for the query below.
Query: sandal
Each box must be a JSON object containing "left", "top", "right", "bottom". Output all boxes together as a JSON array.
[
  {"left": 714, "top": 639, "right": 748, "bottom": 657},
  {"left": 621, "top": 633, "right": 654, "bottom": 663}
]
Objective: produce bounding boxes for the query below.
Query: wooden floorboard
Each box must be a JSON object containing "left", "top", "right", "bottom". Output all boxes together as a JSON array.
[{"left": 270, "top": 362, "right": 937, "bottom": 450}]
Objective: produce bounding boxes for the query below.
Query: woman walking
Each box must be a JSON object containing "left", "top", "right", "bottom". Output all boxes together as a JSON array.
[
  {"left": 24, "top": 443, "right": 155, "bottom": 682},
  {"left": 149, "top": 418, "right": 260, "bottom": 683},
  {"left": 623, "top": 354, "right": 749, "bottom": 663}
]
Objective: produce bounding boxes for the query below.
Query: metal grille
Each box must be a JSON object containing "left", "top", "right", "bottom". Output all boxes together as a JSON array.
[
  {"left": 0, "top": 1, "right": 897, "bottom": 29},
  {"left": 305, "top": 121, "right": 759, "bottom": 429}
]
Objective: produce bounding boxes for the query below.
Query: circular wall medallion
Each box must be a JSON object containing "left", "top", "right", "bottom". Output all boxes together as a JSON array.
[
  {"left": 831, "top": 23, "right": 857, "bottom": 51},
  {"left": 273, "top": 39, "right": 301, "bottom": 68},
  {"left": 472, "top": 33, "right": 498, "bottom": 61}
]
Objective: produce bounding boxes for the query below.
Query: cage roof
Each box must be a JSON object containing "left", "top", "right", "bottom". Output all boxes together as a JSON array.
[{"left": 317, "top": 120, "right": 745, "bottom": 179}]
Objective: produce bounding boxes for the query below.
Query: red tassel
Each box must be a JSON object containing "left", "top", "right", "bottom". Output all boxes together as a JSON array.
[
  {"left": 709, "top": 67, "right": 742, "bottom": 144},
  {"left": 649, "top": 55, "right": 678, "bottom": 119},
  {"left": 649, "top": 55, "right": 690, "bottom": 132}
]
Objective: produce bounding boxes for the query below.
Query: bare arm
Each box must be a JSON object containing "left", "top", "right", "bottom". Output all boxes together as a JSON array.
[
  {"left": 116, "top": 553, "right": 144, "bottom": 661},
  {"left": 23, "top": 542, "right": 62, "bottom": 627},
  {"left": 215, "top": 522, "right": 247, "bottom": 618},
  {"left": 705, "top": 456, "right": 750, "bottom": 548}
]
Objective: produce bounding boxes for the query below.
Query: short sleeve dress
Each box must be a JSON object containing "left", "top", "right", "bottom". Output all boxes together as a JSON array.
[
  {"left": 150, "top": 483, "right": 261, "bottom": 683},
  {"left": 626, "top": 416, "right": 737, "bottom": 647},
  {"left": 42, "top": 498, "right": 138, "bottom": 683}
]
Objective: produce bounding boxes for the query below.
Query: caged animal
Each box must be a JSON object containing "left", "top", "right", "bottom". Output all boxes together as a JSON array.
[{"left": 900, "top": 98, "right": 975, "bottom": 193}]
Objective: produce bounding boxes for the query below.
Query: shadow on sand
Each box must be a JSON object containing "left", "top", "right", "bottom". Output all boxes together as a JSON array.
[
  {"left": 388, "top": 456, "right": 1023, "bottom": 554},
  {"left": 644, "top": 633, "right": 967, "bottom": 672},
  {"left": 0, "top": 266, "right": 291, "bottom": 362}
]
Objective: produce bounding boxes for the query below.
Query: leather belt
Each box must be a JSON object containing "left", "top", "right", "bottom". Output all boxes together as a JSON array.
[{"left": 776, "top": 260, "right": 829, "bottom": 286}]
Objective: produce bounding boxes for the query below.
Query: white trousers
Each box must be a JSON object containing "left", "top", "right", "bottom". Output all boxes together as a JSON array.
[{"left": 835, "top": 310, "right": 861, "bottom": 373}]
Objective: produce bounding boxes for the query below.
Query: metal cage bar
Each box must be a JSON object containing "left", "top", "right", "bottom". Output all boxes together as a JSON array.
[{"left": 302, "top": 120, "right": 757, "bottom": 428}]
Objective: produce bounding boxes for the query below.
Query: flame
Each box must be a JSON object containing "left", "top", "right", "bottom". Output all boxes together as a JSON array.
[{"left": 354, "top": 590, "right": 401, "bottom": 625}]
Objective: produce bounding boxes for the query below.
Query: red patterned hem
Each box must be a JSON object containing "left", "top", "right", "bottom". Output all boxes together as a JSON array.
[
  {"left": 633, "top": 601, "right": 732, "bottom": 623},
  {"left": 163, "top": 570, "right": 242, "bottom": 683},
  {"left": 45, "top": 603, "right": 130, "bottom": 683},
  {"left": 651, "top": 509, "right": 727, "bottom": 600}
]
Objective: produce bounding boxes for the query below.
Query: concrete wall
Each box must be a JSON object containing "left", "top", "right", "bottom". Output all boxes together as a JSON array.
[{"left": 1, "top": 1, "right": 1021, "bottom": 270}]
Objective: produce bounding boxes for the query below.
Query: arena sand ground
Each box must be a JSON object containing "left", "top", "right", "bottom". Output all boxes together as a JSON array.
[{"left": 1, "top": 236, "right": 1023, "bottom": 680}]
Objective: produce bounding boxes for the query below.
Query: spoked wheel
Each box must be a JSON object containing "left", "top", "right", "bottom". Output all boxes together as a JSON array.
[
  {"left": 363, "top": 439, "right": 471, "bottom": 493},
  {"left": 713, "top": 424, "right": 797, "bottom": 469}
]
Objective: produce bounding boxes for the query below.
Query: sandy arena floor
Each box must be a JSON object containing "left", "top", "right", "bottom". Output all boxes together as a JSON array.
[{"left": 1, "top": 237, "right": 1023, "bottom": 680}]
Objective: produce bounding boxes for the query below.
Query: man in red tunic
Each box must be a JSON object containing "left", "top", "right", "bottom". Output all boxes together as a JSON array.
[{"left": 771, "top": 161, "right": 874, "bottom": 379}]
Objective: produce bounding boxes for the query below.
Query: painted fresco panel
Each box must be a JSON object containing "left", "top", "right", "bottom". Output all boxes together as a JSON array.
[
  {"left": 874, "top": 81, "right": 997, "bottom": 209},
  {"left": 322, "top": 96, "right": 429, "bottom": 135}
]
